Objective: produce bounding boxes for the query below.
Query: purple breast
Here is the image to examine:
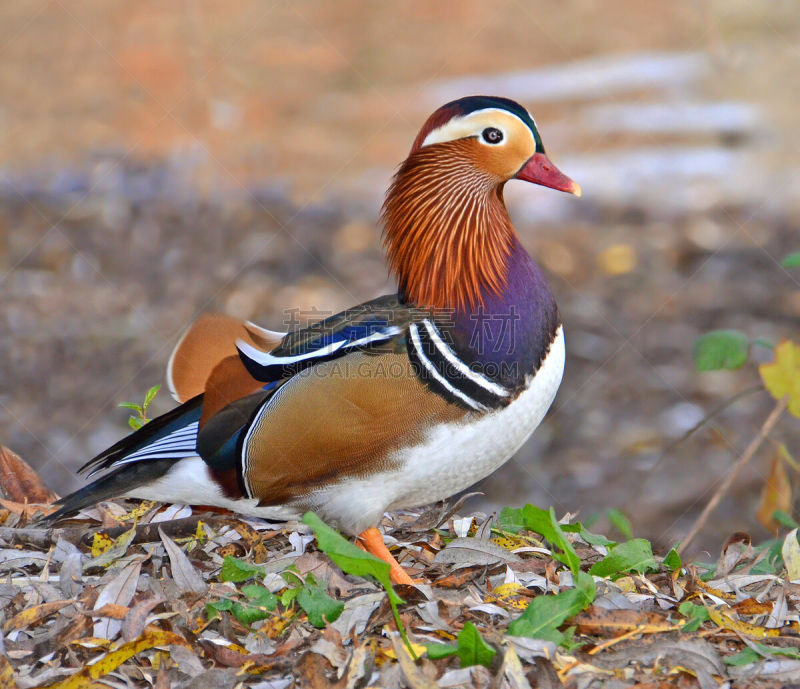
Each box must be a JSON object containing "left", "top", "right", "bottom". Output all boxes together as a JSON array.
[{"left": 446, "top": 237, "right": 560, "bottom": 390}]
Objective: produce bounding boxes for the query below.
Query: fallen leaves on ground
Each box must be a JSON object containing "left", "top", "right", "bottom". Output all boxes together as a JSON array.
[{"left": 2, "top": 494, "right": 800, "bottom": 689}]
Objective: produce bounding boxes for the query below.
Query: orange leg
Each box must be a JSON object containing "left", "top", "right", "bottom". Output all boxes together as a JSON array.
[{"left": 357, "top": 527, "right": 416, "bottom": 586}]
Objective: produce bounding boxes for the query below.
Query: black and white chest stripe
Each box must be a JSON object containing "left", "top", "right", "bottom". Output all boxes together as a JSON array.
[{"left": 407, "top": 318, "right": 511, "bottom": 412}]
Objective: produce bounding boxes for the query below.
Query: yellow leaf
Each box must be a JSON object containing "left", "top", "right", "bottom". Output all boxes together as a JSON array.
[
  {"left": 756, "top": 454, "right": 793, "bottom": 533},
  {"left": 490, "top": 534, "right": 529, "bottom": 550},
  {"left": 696, "top": 579, "right": 735, "bottom": 601},
  {"left": 4, "top": 600, "right": 73, "bottom": 632},
  {"left": 91, "top": 533, "right": 114, "bottom": 558},
  {"left": 114, "top": 500, "right": 156, "bottom": 522},
  {"left": 707, "top": 606, "right": 779, "bottom": 638},
  {"left": 597, "top": 244, "right": 637, "bottom": 276},
  {"left": 759, "top": 340, "right": 800, "bottom": 417},
  {"left": 485, "top": 583, "right": 531, "bottom": 611},
  {"left": 71, "top": 637, "right": 111, "bottom": 649},
  {"left": 382, "top": 642, "right": 428, "bottom": 660},
  {"left": 614, "top": 577, "right": 637, "bottom": 593},
  {"left": 48, "top": 628, "right": 189, "bottom": 689},
  {"left": 0, "top": 655, "right": 19, "bottom": 689},
  {"left": 782, "top": 528, "right": 800, "bottom": 581}
]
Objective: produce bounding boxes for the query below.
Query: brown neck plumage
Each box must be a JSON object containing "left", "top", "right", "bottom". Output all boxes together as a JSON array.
[{"left": 381, "top": 140, "right": 516, "bottom": 311}]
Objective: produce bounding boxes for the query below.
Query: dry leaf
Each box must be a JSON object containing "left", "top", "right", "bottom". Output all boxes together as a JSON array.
[
  {"left": 389, "top": 631, "right": 438, "bottom": 689},
  {"left": 573, "top": 606, "right": 677, "bottom": 636},
  {"left": 434, "top": 565, "right": 486, "bottom": 588},
  {"left": 294, "top": 652, "right": 344, "bottom": 689},
  {"left": 90, "top": 603, "right": 130, "bottom": 620},
  {"left": 782, "top": 528, "right": 800, "bottom": 581},
  {"left": 159, "top": 527, "right": 207, "bottom": 593},
  {"left": 198, "top": 640, "right": 276, "bottom": 669},
  {"left": 0, "top": 446, "right": 57, "bottom": 504},
  {"left": 716, "top": 532, "right": 751, "bottom": 577},
  {"left": 434, "top": 537, "right": 522, "bottom": 567},
  {"left": 0, "top": 498, "right": 57, "bottom": 518},
  {"left": 0, "top": 656, "right": 19, "bottom": 689},
  {"left": 757, "top": 455, "right": 793, "bottom": 533},
  {"left": 93, "top": 559, "right": 142, "bottom": 640},
  {"left": 499, "top": 643, "right": 532, "bottom": 689},
  {"left": 343, "top": 642, "right": 373, "bottom": 689},
  {"left": 121, "top": 596, "right": 165, "bottom": 642},
  {"left": 169, "top": 644, "right": 206, "bottom": 677},
  {"left": 590, "top": 637, "right": 725, "bottom": 679},
  {"left": 331, "top": 592, "right": 383, "bottom": 638},
  {"left": 731, "top": 598, "right": 774, "bottom": 616},
  {"left": 3, "top": 600, "right": 74, "bottom": 632}
]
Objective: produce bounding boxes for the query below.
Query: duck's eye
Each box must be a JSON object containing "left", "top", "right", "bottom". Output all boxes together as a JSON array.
[{"left": 482, "top": 127, "right": 503, "bottom": 144}]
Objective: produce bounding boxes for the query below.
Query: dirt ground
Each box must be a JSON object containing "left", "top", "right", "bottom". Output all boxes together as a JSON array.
[{"left": 2, "top": 0, "right": 800, "bottom": 557}]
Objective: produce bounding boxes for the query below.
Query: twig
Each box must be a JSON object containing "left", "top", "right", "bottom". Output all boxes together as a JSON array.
[
  {"left": 0, "top": 525, "right": 78, "bottom": 549},
  {"left": 0, "top": 515, "right": 222, "bottom": 551},
  {"left": 678, "top": 396, "right": 788, "bottom": 557},
  {"left": 77, "top": 514, "right": 221, "bottom": 547}
]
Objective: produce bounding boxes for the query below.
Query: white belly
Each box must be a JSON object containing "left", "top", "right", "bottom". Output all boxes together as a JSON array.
[
  {"left": 308, "top": 325, "right": 565, "bottom": 534},
  {"left": 132, "top": 326, "right": 565, "bottom": 536}
]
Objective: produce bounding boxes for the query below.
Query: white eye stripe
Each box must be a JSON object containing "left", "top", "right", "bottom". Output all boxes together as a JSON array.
[{"left": 420, "top": 107, "right": 533, "bottom": 148}]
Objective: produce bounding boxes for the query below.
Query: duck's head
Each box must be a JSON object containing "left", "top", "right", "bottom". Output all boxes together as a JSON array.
[
  {"left": 408, "top": 95, "right": 580, "bottom": 195},
  {"left": 383, "top": 95, "right": 579, "bottom": 311}
]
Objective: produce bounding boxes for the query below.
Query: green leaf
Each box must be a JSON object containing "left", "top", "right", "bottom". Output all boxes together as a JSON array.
[
  {"left": 606, "top": 508, "right": 634, "bottom": 540},
  {"left": 678, "top": 601, "right": 710, "bottom": 632},
  {"left": 508, "top": 570, "right": 595, "bottom": 641},
  {"left": 519, "top": 505, "right": 581, "bottom": 575},
  {"left": 301, "top": 512, "right": 413, "bottom": 654},
  {"left": 557, "top": 626, "right": 582, "bottom": 653},
  {"left": 498, "top": 507, "right": 525, "bottom": 534},
  {"left": 561, "top": 522, "right": 617, "bottom": 547},
  {"left": 143, "top": 384, "right": 161, "bottom": 409},
  {"left": 724, "top": 641, "right": 800, "bottom": 666},
  {"left": 694, "top": 330, "right": 749, "bottom": 371},
  {"left": 232, "top": 598, "right": 273, "bottom": 625},
  {"left": 663, "top": 547, "right": 682, "bottom": 572},
  {"left": 504, "top": 505, "right": 614, "bottom": 558},
  {"left": 281, "top": 586, "right": 301, "bottom": 607},
  {"left": 297, "top": 574, "right": 344, "bottom": 628},
  {"left": 723, "top": 647, "right": 761, "bottom": 666},
  {"left": 773, "top": 510, "right": 799, "bottom": 529},
  {"left": 301, "top": 512, "right": 401, "bottom": 605},
  {"left": 426, "top": 643, "right": 458, "bottom": 660},
  {"left": 128, "top": 417, "right": 143, "bottom": 430},
  {"left": 205, "top": 598, "right": 233, "bottom": 620},
  {"left": 220, "top": 555, "right": 265, "bottom": 583},
  {"left": 749, "top": 538, "right": 785, "bottom": 575},
  {"left": 118, "top": 402, "right": 143, "bottom": 411},
  {"left": 207, "top": 584, "right": 277, "bottom": 626},
  {"left": 589, "top": 539, "right": 656, "bottom": 579},
  {"left": 781, "top": 252, "right": 800, "bottom": 268},
  {"left": 579, "top": 527, "right": 617, "bottom": 547},
  {"left": 240, "top": 584, "right": 277, "bottom": 612},
  {"left": 454, "top": 622, "right": 496, "bottom": 668}
]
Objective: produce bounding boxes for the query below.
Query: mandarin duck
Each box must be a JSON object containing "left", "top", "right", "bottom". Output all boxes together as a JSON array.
[{"left": 47, "top": 96, "right": 580, "bottom": 584}]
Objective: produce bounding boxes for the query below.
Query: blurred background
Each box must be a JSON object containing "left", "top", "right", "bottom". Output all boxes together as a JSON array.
[{"left": 1, "top": 1, "right": 799, "bottom": 556}]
